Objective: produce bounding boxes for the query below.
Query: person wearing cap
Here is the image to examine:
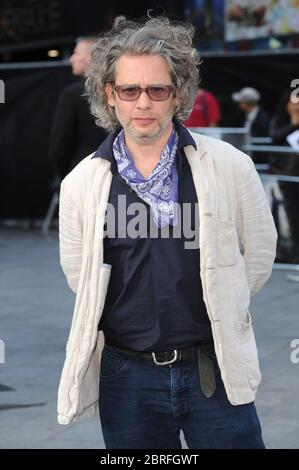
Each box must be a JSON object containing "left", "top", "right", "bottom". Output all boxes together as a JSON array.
[
  {"left": 232, "top": 87, "right": 270, "bottom": 164},
  {"left": 232, "top": 87, "right": 269, "bottom": 138}
]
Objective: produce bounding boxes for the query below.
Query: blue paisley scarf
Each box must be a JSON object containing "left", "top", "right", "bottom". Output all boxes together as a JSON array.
[{"left": 112, "top": 128, "right": 179, "bottom": 228}]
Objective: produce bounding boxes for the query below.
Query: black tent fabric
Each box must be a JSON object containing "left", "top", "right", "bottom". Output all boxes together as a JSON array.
[{"left": 0, "top": 66, "right": 77, "bottom": 219}]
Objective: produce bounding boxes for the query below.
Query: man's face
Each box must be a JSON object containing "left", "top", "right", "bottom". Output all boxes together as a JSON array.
[
  {"left": 69, "top": 41, "right": 92, "bottom": 77},
  {"left": 239, "top": 101, "right": 256, "bottom": 113},
  {"left": 105, "top": 54, "right": 181, "bottom": 145}
]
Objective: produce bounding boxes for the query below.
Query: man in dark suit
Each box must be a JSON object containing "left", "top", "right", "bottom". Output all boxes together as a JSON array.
[
  {"left": 232, "top": 87, "right": 269, "bottom": 164},
  {"left": 49, "top": 37, "right": 106, "bottom": 179}
]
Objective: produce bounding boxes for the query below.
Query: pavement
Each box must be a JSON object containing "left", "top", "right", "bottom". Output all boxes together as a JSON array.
[{"left": 0, "top": 227, "right": 298, "bottom": 449}]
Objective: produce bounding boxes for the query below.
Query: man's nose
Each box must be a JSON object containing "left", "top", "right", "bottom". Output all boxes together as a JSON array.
[{"left": 136, "top": 90, "right": 153, "bottom": 108}]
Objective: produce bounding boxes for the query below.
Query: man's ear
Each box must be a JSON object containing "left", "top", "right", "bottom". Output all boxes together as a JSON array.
[{"left": 105, "top": 83, "right": 115, "bottom": 107}]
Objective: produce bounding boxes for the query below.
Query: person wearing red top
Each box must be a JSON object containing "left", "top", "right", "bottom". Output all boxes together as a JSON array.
[{"left": 184, "top": 87, "right": 221, "bottom": 127}]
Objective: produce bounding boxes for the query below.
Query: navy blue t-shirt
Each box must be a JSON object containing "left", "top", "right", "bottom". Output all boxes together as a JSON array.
[{"left": 94, "top": 120, "right": 212, "bottom": 352}]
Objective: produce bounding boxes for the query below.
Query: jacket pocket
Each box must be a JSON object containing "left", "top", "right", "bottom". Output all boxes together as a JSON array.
[
  {"left": 216, "top": 219, "right": 237, "bottom": 267},
  {"left": 235, "top": 309, "right": 262, "bottom": 391}
]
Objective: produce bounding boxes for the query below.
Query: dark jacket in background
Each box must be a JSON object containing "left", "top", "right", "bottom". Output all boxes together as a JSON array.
[
  {"left": 250, "top": 107, "right": 270, "bottom": 138},
  {"left": 49, "top": 80, "right": 106, "bottom": 179},
  {"left": 269, "top": 112, "right": 299, "bottom": 176},
  {"left": 268, "top": 91, "right": 299, "bottom": 261},
  {"left": 247, "top": 107, "right": 270, "bottom": 165}
]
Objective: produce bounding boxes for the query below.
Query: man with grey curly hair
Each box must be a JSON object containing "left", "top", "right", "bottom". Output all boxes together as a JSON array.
[{"left": 57, "top": 15, "right": 277, "bottom": 449}]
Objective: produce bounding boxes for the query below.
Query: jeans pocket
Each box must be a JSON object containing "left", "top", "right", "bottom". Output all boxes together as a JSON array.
[{"left": 100, "top": 346, "right": 130, "bottom": 380}]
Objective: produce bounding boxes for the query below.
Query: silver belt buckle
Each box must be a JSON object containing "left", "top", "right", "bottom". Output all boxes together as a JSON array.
[{"left": 152, "top": 349, "right": 178, "bottom": 366}]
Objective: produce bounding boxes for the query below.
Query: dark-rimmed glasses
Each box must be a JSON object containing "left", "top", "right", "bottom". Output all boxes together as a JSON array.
[{"left": 113, "top": 84, "right": 176, "bottom": 101}]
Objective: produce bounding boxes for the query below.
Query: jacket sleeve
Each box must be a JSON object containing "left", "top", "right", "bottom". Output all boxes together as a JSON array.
[
  {"left": 58, "top": 178, "right": 83, "bottom": 294},
  {"left": 236, "top": 156, "right": 278, "bottom": 297},
  {"left": 269, "top": 116, "right": 297, "bottom": 144}
]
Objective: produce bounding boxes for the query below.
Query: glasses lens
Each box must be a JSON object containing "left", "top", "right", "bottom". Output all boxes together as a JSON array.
[
  {"left": 118, "top": 86, "right": 140, "bottom": 100},
  {"left": 114, "top": 85, "right": 174, "bottom": 101},
  {"left": 148, "top": 86, "right": 171, "bottom": 101}
]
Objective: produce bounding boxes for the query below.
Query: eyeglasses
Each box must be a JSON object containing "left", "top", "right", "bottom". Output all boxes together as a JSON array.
[{"left": 113, "top": 84, "right": 176, "bottom": 101}]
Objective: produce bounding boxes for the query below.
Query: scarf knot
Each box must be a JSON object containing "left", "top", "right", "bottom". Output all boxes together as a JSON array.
[{"left": 112, "top": 128, "right": 179, "bottom": 228}]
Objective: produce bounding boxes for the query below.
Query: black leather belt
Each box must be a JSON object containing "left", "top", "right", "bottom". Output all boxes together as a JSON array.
[{"left": 105, "top": 338, "right": 214, "bottom": 365}]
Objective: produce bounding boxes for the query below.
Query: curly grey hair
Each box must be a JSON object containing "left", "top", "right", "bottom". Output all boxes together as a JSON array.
[{"left": 85, "top": 15, "right": 201, "bottom": 131}]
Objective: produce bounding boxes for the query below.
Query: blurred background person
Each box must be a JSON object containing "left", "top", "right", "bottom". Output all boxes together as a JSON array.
[
  {"left": 231, "top": 86, "right": 269, "bottom": 138},
  {"left": 269, "top": 90, "right": 299, "bottom": 263},
  {"left": 183, "top": 86, "right": 221, "bottom": 127},
  {"left": 231, "top": 86, "right": 270, "bottom": 164},
  {"left": 48, "top": 36, "right": 107, "bottom": 180}
]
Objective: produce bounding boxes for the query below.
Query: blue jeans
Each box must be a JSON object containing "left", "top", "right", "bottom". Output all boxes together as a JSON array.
[{"left": 99, "top": 343, "right": 265, "bottom": 449}]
